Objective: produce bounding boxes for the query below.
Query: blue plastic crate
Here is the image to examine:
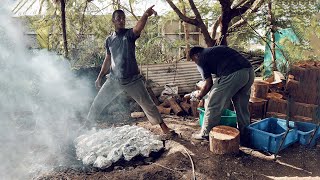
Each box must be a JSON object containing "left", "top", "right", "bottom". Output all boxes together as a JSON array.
[
  {"left": 247, "top": 118, "right": 298, "bottom": 153},
  {"left": 292, "top": 121, "right": 320, "bottom": 146}
]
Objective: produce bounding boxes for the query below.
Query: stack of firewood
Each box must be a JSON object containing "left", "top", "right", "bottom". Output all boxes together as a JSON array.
[
  {"left": 284, "top": 61, "right": 320, "bottom": 122},
  {"left": 265, "top": 61, "right": 320, "bottom": 122},
  {"left": 156, "top": 94, "right": 204, "bottom": 117}
]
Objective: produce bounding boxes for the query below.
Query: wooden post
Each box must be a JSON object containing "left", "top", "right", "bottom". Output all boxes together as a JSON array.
[{"left": 209, "top": 126, "right": 240, "bottom": 154}]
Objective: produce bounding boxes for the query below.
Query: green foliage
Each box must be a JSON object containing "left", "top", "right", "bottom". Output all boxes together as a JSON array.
[
  {"left": 136, "top": 15, "right": 184, "bottom": 64},
  {"left": 25, "top": 0, "right": 113, "bottom": 67},
  {"left": 272, "top": 0, "right": 320, "bottom": 62},
  {"left": 228, "top": 0, "right": 320, "bottom": 62},
  {"left": 19, "top": 0, "right": 186, "bottom": 67}
]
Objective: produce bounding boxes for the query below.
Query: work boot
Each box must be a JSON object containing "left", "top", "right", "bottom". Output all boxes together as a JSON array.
[
  {"left": 159, "top": 130, "right": 179, "bottom": 140},
  {"left": 191, "top": 133, "right": 209, "bottom": 141}
]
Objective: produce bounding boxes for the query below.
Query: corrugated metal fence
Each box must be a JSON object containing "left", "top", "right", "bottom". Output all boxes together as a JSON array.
[{"left": 140, "top": 61, "right": 202, "bottom": 96}]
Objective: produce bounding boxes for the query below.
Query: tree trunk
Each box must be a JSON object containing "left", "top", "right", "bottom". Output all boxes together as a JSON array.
[
  {"left": 209, "top": 125, "right": 240, "bottom": 154},
  {"left": 219, "top": 13, "right": 231, "bottom": 46},
  {"left": 180, "top": 0, "right": 190, "bottom": 60},
  {"left": 60, "top": 0, "right": 68, "bottom": 58}
]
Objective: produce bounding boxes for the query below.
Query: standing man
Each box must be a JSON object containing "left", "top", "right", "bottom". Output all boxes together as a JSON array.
[
  {"left": 189, "top": 46, "right": 254, "bottom": 144},
  {"left": 87, "top": 6, "right": 175, "bottom": 136}
]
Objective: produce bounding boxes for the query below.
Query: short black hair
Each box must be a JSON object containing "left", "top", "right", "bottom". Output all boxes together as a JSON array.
[
  {"left": 112, "top": 9, "right": 125, "bottom": 20},
  {"left": 189, "top": 46, "right": 204, "bottom": 58}
]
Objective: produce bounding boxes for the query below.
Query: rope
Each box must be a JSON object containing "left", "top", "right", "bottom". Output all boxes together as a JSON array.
[{"left": 183, "top": 147, "right": 196, "bottom": 180}]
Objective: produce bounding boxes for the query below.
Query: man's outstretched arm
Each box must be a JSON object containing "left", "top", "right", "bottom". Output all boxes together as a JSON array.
[{"left": 133, "top": 5, "right": 156, "bottom": 36}]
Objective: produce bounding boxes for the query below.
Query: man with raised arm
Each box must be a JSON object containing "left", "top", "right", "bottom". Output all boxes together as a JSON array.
[{"left": 87, "top": 6, "right": 175, "bottom": 137}]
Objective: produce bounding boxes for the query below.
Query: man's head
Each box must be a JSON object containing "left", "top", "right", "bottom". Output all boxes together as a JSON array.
[
  {"left": 112, "top": 10, "right": 126, "bottom": 30},
  {"left": 189, "top": 46, "right": 204, "bottom": 64}
]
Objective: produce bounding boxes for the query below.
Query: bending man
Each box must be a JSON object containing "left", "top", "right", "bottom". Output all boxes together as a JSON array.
[{"left": 189, "top": 46, "right": 254, "bottom": 144}]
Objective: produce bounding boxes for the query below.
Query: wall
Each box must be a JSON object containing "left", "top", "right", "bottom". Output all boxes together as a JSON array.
[{"left": 140, "top": 61, "right": 202, "bottom": 96}]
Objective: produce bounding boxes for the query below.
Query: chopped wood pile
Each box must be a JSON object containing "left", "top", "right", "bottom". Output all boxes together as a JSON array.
[
  {"left": 255, "top": 60, "right": 320, "bottom": 122},
  {"left": 156, "top": 95, "right": 204, "bottom": 117},
  {"left": 285, "top": 61, "right": 320, "bottom": 122}
]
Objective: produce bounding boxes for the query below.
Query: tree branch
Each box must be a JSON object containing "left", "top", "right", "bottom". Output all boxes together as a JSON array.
[
  {"left": 165, "top": 0, "right": 198, "bottom": 26},
  {"left": 231, "top": 0, "right": 248, "bottom": 9},
  {"left": 228, "top": 0, "right": 265, "bottom": 33},
  {"left": 231, "top": 0, "right": 256, "bottom": 17},
  {"left": 120, "top": 4, "right": 138, "bottom": 21},
  {"left": 211, "top": 15, "right": 221, "bottom": 40},
  {"left": 187, "top": 0, "right": 201, "bottom": 20},
  {"left": 187, "top": 0, "right": 215, "bottom": 46},
  {"left": 218, "top": 0, "right": 232, "bottom": 10}
]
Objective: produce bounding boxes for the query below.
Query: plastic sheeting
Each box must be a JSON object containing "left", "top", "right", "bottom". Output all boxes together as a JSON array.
[
  {"left": 264, "top": 28, "right": 300, "bottom": 78},
  {"left": 74, "top": 125, "right": 163, "bottom": 169}
]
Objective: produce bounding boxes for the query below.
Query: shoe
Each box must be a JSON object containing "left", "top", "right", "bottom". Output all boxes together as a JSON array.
[
  {"left": 192, "top": 133, "right": 209, "bottom": 141},
  {"left": 160, "top": 130, "right": 179, "bottom": 140}
]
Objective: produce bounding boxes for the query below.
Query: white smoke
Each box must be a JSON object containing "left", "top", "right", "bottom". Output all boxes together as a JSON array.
[{"left": 0, "top": 4, "right": 94, "bottom": 180}]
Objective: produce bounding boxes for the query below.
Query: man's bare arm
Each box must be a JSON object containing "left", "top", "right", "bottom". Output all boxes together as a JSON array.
[
  {"left": 133, "top": 5, "right": 156, "bottom": 36},
  {"left": 95, "top": 53, "right": 111, "bottom": 89},
  {"left": 197, "top": 77, "right": 213, "bottom": 100}
]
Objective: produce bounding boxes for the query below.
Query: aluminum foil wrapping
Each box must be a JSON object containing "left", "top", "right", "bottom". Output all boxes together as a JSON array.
[{"left": 74, "top": 125, "right": 164, "bottom": 169}]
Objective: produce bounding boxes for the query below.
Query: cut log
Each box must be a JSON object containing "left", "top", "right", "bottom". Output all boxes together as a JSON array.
[
  {"left": 131, "top": 112, "right": 145, "bottom": 118},
  {"left": 249, "top": 97, "right": 267, "bottom": 120},
  {"left": 292, "top": 115, "right": 313, "bottom": 122},
  {"left": 285, "top": 78, "right": 302, "bottom": 102},
  {"left": 267, "top": 97, "right": 288, "bottom": 114},
  {"left": 285, "top": 78, "right": 300, "bottom": 91},
  {"left": 157, "top": 106, "right": 172, "bottom": 115},
  {"left": 266, "top": 92, "right": 283, "bottom": 99},
  {"left": 160, "top": 99, "right": 171, "bottom": 108},
  {"left": 182, "top": 96, "right": 191, "bottom": 103},
  {"left": 266, "top": 112, "right": 288, "bottom": 119},
  {"left": 251, "top": 81, "right": 269, "bottom": 99},
  {"left": 180, "top": 101, "right": 191, "bottom": 114},
  {"left": 289, "top": 65, "right": 306, "bottom": 81},
  {"left": 198, "top": 99, "right": 205, "bottom": 108},
  {"left": 190, "top": 100, "right": 200, "bottom": 117},
  {"left": 168, "top": 97, "right": 184, "bottom": 116},
  {"left": 291, "top": 102, "right": 318, "bottom": 120},
  {"left": 209, "top": 125, "right": 240, "bottom": 155}
]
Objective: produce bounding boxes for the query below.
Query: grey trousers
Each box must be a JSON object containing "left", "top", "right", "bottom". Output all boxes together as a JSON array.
[
  {"left": 201, "top": 67, "right": 255, "bottom": 136},
  {"left": 87, "top": 76, "right": 163, "bottom": 125}
]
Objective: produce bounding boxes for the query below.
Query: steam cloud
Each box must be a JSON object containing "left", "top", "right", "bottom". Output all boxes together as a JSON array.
[{"left": 0, "top": 4, "right": 94, "bottom": 180}]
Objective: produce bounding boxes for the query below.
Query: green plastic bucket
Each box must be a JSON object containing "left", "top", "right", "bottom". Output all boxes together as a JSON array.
[{"left": 197, "top": 108, "right": 237, "bottom": 128}]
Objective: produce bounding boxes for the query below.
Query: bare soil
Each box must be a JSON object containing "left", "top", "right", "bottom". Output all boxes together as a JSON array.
[{"left": 37, "top": 115, "right": 320, "bottom": 180}]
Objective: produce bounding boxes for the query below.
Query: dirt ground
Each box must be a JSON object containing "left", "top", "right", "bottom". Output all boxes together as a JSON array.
[{"left": 37, "top": 115, "right": 320, "bottom": 180}]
